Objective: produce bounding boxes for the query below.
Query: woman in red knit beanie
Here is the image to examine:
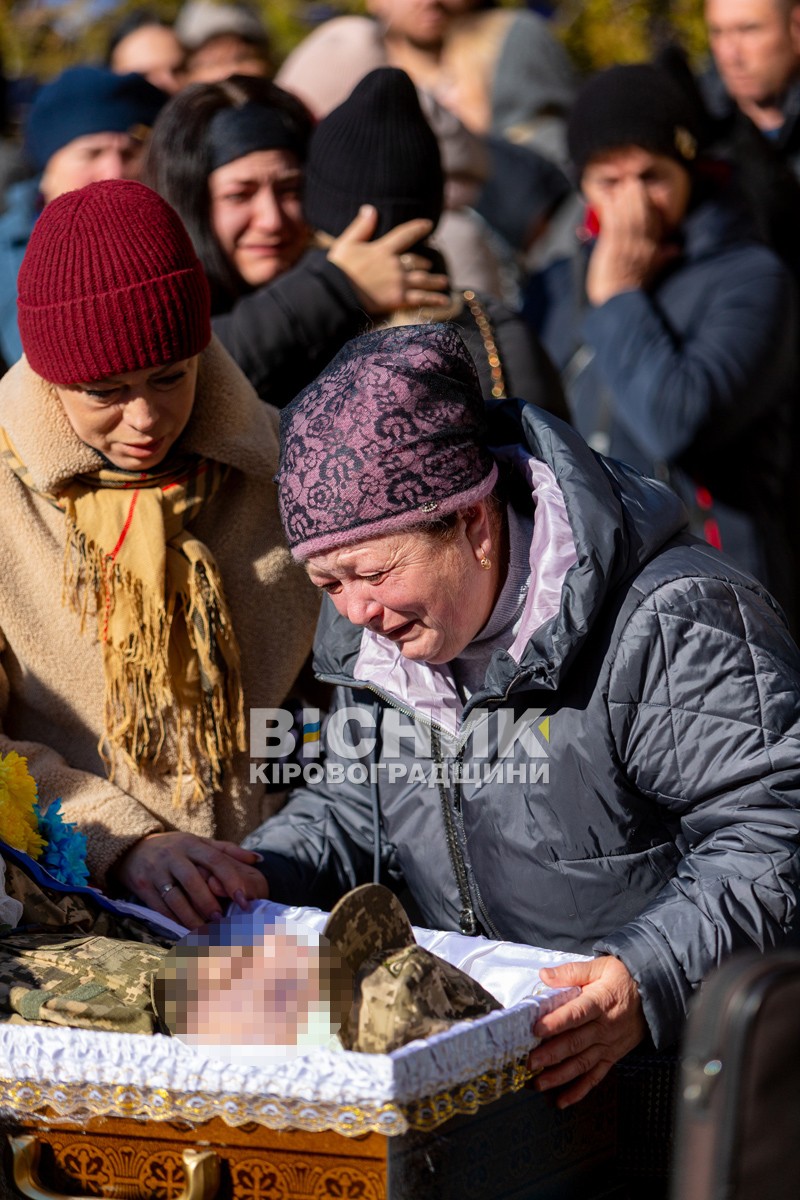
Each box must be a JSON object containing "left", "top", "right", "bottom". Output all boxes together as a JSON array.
[{"left": 0, "top": 178, "right": 319, "bottom": 928}]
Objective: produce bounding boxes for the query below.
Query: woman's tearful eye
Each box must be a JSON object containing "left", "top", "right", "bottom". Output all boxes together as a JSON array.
[{"left": 83, "top": 386, "right": 122, "bottom": 401}]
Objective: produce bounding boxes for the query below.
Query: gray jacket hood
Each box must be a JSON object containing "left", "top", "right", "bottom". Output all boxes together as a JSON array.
[{"left": 490, "top": 11, "right": 576, "bottom": 138}]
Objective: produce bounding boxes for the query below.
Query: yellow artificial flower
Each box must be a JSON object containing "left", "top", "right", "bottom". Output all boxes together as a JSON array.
[{"left": 0, "top": 751, "right": 45, "bottom": 859}]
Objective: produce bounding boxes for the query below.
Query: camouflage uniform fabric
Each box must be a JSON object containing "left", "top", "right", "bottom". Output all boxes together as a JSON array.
[
  {"left": 0, "top": 859, "right": 175, "bottom": 1034},
  {"left": 323, "top": 884, "right": 502, "bottom": 1054}
]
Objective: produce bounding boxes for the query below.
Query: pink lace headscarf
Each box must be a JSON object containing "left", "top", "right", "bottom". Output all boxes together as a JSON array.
[{"left": 277, "top": 324, "right": 498, "bottom": 560}]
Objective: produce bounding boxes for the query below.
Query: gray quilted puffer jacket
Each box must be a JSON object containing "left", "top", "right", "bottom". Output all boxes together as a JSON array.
[{"left": 247, "top": 403, "right": 800, "bottom": 1048}]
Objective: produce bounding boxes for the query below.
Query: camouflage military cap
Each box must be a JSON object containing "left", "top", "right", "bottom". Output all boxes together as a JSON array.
[
  {"left": 324, "top": 885, "right": 502, "bottom": 1054},
  {"left": 323, "top": 883, "right": 415, "bottom": 974}
]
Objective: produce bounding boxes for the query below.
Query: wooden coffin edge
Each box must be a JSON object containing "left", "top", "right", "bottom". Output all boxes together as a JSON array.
[{"left": 0, "top": 1056, "right": 535, "bottom": 1138}]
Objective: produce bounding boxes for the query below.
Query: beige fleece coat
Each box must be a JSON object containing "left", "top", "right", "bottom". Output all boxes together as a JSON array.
[{"left": 0, "top": 339, "right": 320, "bottom": 886}]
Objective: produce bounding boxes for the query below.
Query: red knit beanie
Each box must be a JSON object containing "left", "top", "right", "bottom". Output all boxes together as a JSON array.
[{"left": 17, "top": 179, "right": 211, "bottom": 386}]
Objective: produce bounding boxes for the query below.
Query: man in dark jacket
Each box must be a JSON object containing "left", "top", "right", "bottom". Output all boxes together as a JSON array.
[
  {"left": 524, "top": 63, "right": 799, "bottom": 627},
  {"left": 0, "top": 67, "right": 166, "bottom": 371},
  {"left": 244, "top": 323, "right": 800, "bottom": 1109},
  {"left": 704, "top": 0, "right": 800, "bottom": 175},
  {"left": 690, "top": 0, "right": 800, "bottom": 282}
]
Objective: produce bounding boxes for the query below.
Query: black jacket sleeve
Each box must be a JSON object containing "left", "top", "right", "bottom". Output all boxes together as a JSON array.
[
  {"left": 580, "top": 249, "right": 793, "bottom": 462},
  {"left": 212, "top": 250, "right": 369, "bottom": 408}
]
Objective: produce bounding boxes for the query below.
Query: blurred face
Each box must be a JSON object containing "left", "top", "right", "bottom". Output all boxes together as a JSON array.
[
  {"left": 367, "top": 0, "right": 450, "bottom": 49},
  {"left": 305, "top": 510, "right": 496, "bottom": 664},
  {"left": 581, "top": 146, "right": 692, "bottom": 239},
  {"left": 183, "top": 934, "right": 324, "bottom": 1045},
  {"left": 55, "top": 358, "right": 198, "bottom": 471},
  {"left": 184, "top": 34, "right": 269, "bottom": 84},
  {"left": 210, "top": 149, "right": 307, "bottom": 287},
  {"left": 110, "top": 24, "right": 185, "bottom": 94},
  {"left": 706, "top": 0, "right": 800, "bottom": 108},
  {"left": 40, "top": 131, "right": 147, "bottom": 205}
]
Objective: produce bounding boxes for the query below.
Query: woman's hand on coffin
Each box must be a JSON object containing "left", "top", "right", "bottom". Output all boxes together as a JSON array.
[
  {"left": 113, "top": 832, "right": 268, "bottom": 929},
  {"left": 525, "top": 955, "right": 646, "bottom": 1108}
]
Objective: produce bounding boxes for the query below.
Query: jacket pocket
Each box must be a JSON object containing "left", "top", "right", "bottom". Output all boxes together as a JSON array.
[{"left": 553, "top": 841, "right": 682, "bottom": 937}]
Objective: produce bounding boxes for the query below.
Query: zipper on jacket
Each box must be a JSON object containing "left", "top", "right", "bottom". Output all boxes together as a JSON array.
[
  {"left": 448, "top": 745, "right": 504, "bottom": 941},
  {"left": 431, "top": 730, "right": 479, "bottom": 935},
  {"left": 430, "top": 734, "right": 504, "bottom": 940}
]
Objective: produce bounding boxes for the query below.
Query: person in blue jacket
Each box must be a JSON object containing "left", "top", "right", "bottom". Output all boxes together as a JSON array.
[
  {"left": 244, "top": 321, "right": 800, "bottom": 1111},
  {"left": 0, "top": 67, "right": 167, "bottom": 373},
  {"left": 524, "top": 63, "right": 799, "bottom": 627}
]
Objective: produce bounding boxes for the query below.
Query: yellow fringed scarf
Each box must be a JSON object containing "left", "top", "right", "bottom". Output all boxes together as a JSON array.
[{"left": 0, "top": 429, "right": 246, "bottom": 805}]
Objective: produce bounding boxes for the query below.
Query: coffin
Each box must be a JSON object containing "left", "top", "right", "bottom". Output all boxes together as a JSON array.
[{"left": 0, "top": 903, "right": 622, "bottom": 1200}]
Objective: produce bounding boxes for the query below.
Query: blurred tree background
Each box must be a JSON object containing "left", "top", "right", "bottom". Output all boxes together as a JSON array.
[
  {"left": 556, "top": 0, "right": 707, "bottom": 72},
  {"left": 0, "top": 0, "right": 708, "bottom": 86}
]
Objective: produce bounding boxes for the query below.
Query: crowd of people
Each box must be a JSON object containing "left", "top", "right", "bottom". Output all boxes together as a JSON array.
[{"left": 1, "top": 0, "right": 800, "bottom": 1188}]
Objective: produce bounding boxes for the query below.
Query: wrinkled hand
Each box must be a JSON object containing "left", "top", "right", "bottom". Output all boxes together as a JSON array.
[
  {"left": 114, "top": 831, "right": 268, "bottom": 930},
  {"left": 527, "top": 956, "right": 646, "bottom": 1108},
  {"left": 586, "top": 179, "right": 679, "bottom": 306},
  {"left": 327, "top": 204, "right": 450, "bottom": 315}
]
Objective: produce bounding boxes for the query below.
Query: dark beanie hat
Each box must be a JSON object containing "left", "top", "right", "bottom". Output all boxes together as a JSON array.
[
  {"left": 18, "top": 180, "right": 211, "bottom": 385},
  {"left": 277, "top": 323, "right": 497, "bottom": 560},
  {"left": 25, "top": 66, "right": 167, "bottom": 172},
  {"left": 303, "top": 67, "right": 444, "bottom": 239},
  {"left": 567, "top": 64, "right": 701, "bottom": 179}
]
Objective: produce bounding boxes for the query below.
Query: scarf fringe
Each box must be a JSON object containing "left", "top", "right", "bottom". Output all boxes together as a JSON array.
[
  {"left": 0, "top": 427, "right": 245, "bottom": 809},
  {"left": 63, "top": 516, "right": 246, "bottom": 808},
  {"left": 185, "top": 557, "right": 247, "bottom": 799}
]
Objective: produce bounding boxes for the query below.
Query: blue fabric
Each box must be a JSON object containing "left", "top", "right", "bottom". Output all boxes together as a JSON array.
[
  {"left": 524, "top": 185, "right": 798, "bottom": 616},
  {"left": 1, "top": 837, "right": 152, "bottom": 921},
  {"left": 0, "top": 838, "right": 181, "bottom": 942},
  {"left": 24, "top": 67, "right": 166, "bottom": 172},
  {"left": 0, "top": 176, "right": 38, "bottom": 368}
]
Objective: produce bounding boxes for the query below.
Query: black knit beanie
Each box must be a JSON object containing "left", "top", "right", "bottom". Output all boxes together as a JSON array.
[
  {"left": 303, "top": 67, "right": 444, "bottom": 239},
  {"left": 568, "top": 64, "right": 701, "bottom": 180}
]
